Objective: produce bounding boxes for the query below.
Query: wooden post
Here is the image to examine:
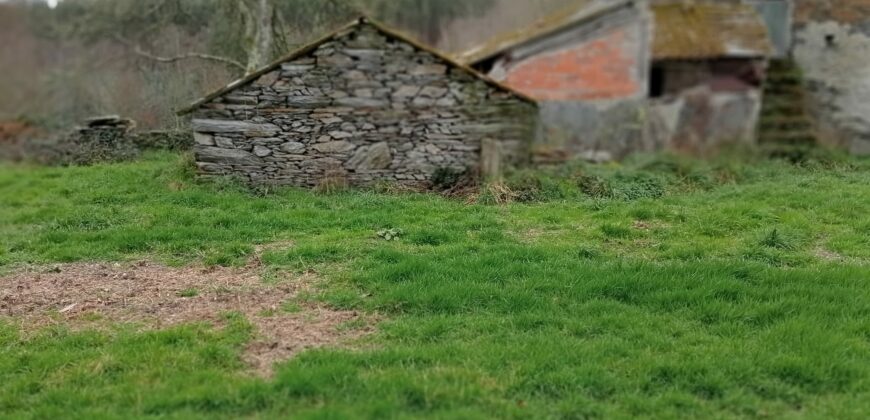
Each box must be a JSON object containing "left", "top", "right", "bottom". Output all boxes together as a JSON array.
[{"left": 481, "top": 138, "right": 503, "bottom": 181}]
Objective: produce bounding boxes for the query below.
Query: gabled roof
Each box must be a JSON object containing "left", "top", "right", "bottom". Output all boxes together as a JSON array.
[
  {"left": 652, "top": 2, "right": 773, "bottom": 60},
  {"left": 457, "top": 0, "right": 634, "bottom": 66},
  {"left": 177, "top": 17, "right": 535, "bottom": 115}
]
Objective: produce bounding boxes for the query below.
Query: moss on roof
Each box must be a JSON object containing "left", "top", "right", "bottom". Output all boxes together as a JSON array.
[
  {"left": 177, "top": 17, "right": 535, "bottom": 116},
  {"left": 652, "top": 2, "right": 773, "bottom": 60},
  {"left": 458, "top": 0, "right": 634, "bottom": 66}
]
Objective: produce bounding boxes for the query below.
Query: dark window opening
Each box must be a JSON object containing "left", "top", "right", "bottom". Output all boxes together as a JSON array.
[{"left": 649, "top": 65, "right": 665, "bottom": 98}]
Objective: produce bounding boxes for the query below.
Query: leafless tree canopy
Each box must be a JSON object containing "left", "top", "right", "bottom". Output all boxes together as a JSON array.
[{"left": 0, "top": 0, "right": 577, "bottom": 130}]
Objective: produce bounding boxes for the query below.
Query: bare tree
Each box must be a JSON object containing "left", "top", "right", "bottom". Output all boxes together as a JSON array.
[{"left": 239, "top": 0, "right": 280, "bottom": 72}]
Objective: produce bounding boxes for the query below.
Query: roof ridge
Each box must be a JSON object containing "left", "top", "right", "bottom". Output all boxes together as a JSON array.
[{"left": 458, "top": 0, "right": 633, "bottom": 65}]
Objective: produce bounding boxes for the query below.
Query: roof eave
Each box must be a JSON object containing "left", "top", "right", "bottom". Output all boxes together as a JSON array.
[{"left": 653, "top": 52, "right": 772, "bottom": 62}]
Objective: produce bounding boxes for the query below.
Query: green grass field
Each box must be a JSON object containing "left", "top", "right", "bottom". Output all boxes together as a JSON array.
[{"left": 1, "top": 152, "right": 869, "bottom": 418}]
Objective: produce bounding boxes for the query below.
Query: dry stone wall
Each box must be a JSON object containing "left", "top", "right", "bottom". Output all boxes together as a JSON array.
[{"left": 190, "top": 23, "right": 537, "bottom": 188}]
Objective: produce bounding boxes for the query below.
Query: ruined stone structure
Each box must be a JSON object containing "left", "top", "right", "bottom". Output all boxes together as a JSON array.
[
  {"left": 463, "top": 0, "right": 779, "bottom": 161},
  {"left": 792, "top": 0, "right": 870, "bottom": 155},
  {"left": 651, "top": 0, "right": 869, "bottom": 157},
  {"left": 647, "top": 2, "right": 772, "bottom": 156},
  {"left": 179, "top": 18, "right": 537, "bottom": 188},
  {"left": 460, "top": 0, "right": 654, "bottom": 162}
]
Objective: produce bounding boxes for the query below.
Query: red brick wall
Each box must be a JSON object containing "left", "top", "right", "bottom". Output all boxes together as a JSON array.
[{"left": 501, "top": 28, "right": 642, "bottom": 101}]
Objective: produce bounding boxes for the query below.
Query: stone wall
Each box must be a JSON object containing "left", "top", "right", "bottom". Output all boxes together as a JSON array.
[
  {"left": 537, "top": 100, "right": 660, "bottom": 162},
  {"left": 792, "top": 0, "right": 870, "bottom": 155},
  {"left": 190, "top": 23, "right": 538, "bottom": 188},
  {"left": 645, "top": 57, "right": 765, "bottom": 156},
  {"left": 649, "top": 86, "right": 762, "bottom": 157}
]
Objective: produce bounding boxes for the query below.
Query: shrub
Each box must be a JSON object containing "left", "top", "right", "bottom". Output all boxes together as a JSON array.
[
  {"left": 50, "top": 125, "right": 140, "bottom": 166},
  {"left": 612, "top": 173, "right": 666, "bottom": 201},
  {"left": 431, "top": 167, "right": 469, "bottom": 191},
  {"left": 505, "top": 172, "right": 544, "bottom": 203},
  {"left": 578, "top": 175, "right": 613, "bottom": 199},
  {"left": 130, "top": 131, "right": 194, "bottom": 152},
  {"left": 477, "top": 182, "right": 517, "bottom": 205}
]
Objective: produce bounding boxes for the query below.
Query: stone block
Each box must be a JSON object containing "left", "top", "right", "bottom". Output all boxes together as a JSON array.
[
  {"left": 254, "top": 71, "right": 280, "bottom": 87},
  {"left": 280, "top": 142, "right": 306, "bottom": 154},
  {"left": 321, "top": 117, "right": 344, "bottom": 125},
  {"left": 214, "top": 137, "right": 236, "bottom": 148},
  {"left": 419, "top": 86, "right": 448, "bottom": 98},
  {"left": 192, "top": 119, "right": 280, "bottom": 136},
  {"left": 328, "top": 131, "right": 353, "bottom": 139},
  {"left": 193, "top": 132, "right": 215, "bottom": 146},
  {"left": 347, "top": 142, "right": 392, "bottom": 170},
  {"left": 281, "top": 63, "right": 314, "bottom": 74},
  {"left": 335, "top": 97, "right": 389, "bottom": 108},
  {"left": 410, "top": 64, "right": 447, "bottom": 76},
  {"left": 302, "top": 157, "right": 344, "bottom": 170},
  {"left": 317, "top": 54, "right": 354, "bottom": 67},
  {"left": 286, "top": 96, "right": 333, "bottom": 107},
  {"left": 225, "top": 95, "right": 258, "bottom": 105},
  {"left": 314, "top": 141, "right": 356, "bottom": 153},
  {"left": 344, "top": 70, "right": 368, "bottom": 80},
  {"left": 253, "top": 145, "right": 273, "bottom": 157},
  {"left": 197, "top": 146, "right": 263, "bottom": 166},
  {"left": 343, "top": 49, "right": 384, "bottom": 60},
  {"left": 411, "top": 97, "right": 436, "bottom": 107},
  {"left": 393, "top": 86, "right": 420, "bottom": 98}
]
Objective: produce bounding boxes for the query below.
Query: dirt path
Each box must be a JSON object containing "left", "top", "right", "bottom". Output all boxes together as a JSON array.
[{"left": 0, "top": 261, "right": 375, "bottom": 376}]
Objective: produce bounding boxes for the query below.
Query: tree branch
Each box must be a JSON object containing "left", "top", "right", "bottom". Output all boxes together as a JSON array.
[{"left": 113, "top": 35, "right": 246, "bottom": 72}]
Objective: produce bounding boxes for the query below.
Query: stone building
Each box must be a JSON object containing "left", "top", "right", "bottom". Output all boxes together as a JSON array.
[
  {"left": 459, "top": 0, "right": 655, "bottom": 162},
  {"left": 647, "top": 1, "right": 773, "bottom": 156},
  {"left": 178, "top": 18, "right": 538, "bottom": 188},
  {"left": 791, "top": 0, "right": 870, "bottom": 155}
]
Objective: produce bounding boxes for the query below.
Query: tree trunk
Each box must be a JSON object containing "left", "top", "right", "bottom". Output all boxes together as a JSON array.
[{"left": 240, "top": 0, "right": 277, "bottom": 73}]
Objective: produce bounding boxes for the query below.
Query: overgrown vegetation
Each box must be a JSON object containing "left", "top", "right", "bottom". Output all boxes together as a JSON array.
[
  {"left": 3, "top": 127, "right": 193, "bottom": 166},
  {"left": 490, "top": 150, "right": 857, "bottom": 205},
  {"left": 1, "top": 152, "right": 869, "bottom": 418}
]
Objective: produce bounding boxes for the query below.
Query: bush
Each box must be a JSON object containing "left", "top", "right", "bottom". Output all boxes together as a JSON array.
[
  {"left": 611, "top": 173, "right": 666, "bottom": 201},
  {"left": 431, "top": 167, "right": 469, "bottom": 191},
  {"left": 506, "top": 172, "right": 544, "bottom": 202},
  {"left": 577, "top": 175, "right": 613, "bottom": 199},
  {"left": 131, "top": 131, "right": 193, "bottom": 152}
]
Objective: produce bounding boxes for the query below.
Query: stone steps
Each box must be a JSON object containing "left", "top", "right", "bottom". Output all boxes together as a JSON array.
[
  {"left": 761, "top": 99, "right": 806, "bottom": 116},
  {"left": 759, "top": 131, "right": 818, "bottom": 147},
  {"left": 759, "top": 116, "right": 815, "bottom": 132},
  {"left": 758, "top": 60, "right": 817, "bottom": 155}
]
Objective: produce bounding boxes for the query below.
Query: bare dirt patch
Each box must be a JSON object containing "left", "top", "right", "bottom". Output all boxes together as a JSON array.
[
  {"left": 0, "top": 261, "right": 375, "bottom": 377},
  {"left": 814, "top": 247, "right": 845, "bottom": 262}
]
